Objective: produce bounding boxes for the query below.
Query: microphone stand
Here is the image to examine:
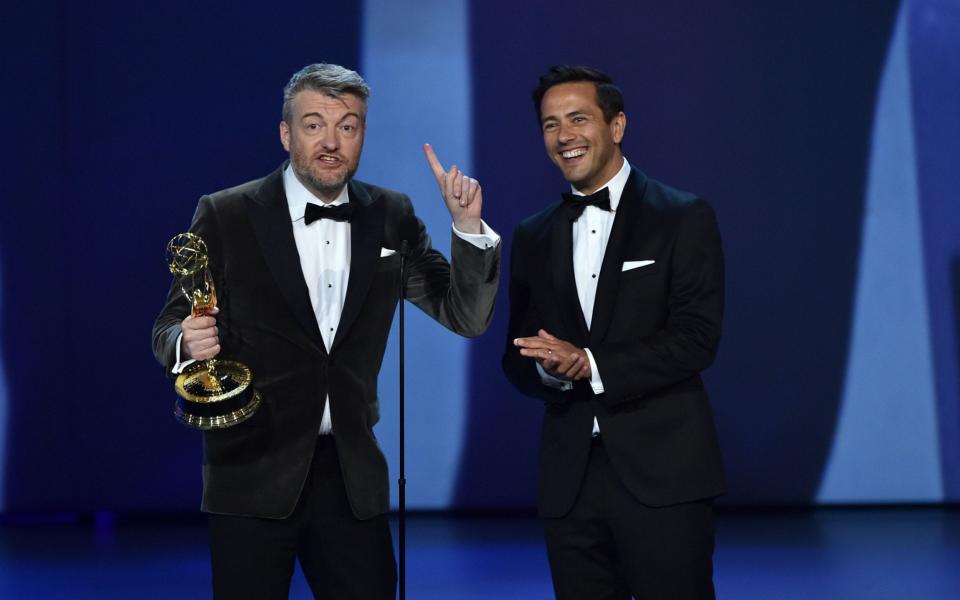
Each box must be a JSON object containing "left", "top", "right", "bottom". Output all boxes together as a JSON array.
[{"left": 398, "top": 239, "right": 409, "bottom": 600}]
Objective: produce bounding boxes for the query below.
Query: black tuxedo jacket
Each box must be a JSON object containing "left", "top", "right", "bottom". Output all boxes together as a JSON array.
[
  {"left": 503, "top": 168, "right": 725, "bottom": 517},
  {"left": 153, "top": 164, "right": 499, "bottom": 520}
]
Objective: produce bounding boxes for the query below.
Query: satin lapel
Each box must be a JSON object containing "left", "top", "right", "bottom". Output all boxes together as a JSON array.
[
  {"left": 550, "top": 209, "right": 590, "bottom": 346},
  {"left": 589, "top": 169, "right": 648, "bottom": 346},
  {"left": 247, "top": 165, "right": 325, "bottom": 352},
  {"left": 331, "top": 180, "right": 383, "bottom": 352}
]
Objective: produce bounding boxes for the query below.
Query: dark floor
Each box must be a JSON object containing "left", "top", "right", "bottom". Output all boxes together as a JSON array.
[{"left": 1, "top": 508, "right": 958, "bottom": 598}]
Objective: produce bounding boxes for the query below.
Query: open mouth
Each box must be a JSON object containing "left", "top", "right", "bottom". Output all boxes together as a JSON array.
[
  {"left": 316, "top": 154, "right": 342, "bottom": 166},
  {"left": 560, "top": 147, "right": 587, "bottom": 161}
]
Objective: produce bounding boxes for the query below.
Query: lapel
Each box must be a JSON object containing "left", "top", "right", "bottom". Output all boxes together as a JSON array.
[
  {"left": 330, "top": 179, "right": 383, "bottom": 352},
  {"left": 589, "top": 168, "right": 648, "bottom": 346},
  {"left": 550, "top": 205, "right": 590, "bottom": 346},
  {"left": 247, "top": 164, "right": 325, "bottom": 353}
]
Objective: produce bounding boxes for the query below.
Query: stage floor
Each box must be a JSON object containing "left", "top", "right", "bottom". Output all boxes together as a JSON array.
[{"left": 1, "top": 507, "right": 958, "bottom": 598}]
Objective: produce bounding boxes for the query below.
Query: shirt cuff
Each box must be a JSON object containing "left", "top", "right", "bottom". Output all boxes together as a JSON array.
[
  {"left": 535, "top": 361, "right": 573, "bottom": 391},
  {"left": 452, "top": 220, "right": 500, "bottom": 250},
  {"left": 172, "top": 331, "right": 196, "bottom": 374},
  {"left": 584, "top": 348, "right": 604, "bottom": 394}
]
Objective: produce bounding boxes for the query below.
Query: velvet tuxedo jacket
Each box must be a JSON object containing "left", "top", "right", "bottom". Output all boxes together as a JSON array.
[
  {"left": 153, "top": 164, "right": 499, "bottom": 520},
  {"left": 503, "top": 168, "right": 725, "bottom": 517}
]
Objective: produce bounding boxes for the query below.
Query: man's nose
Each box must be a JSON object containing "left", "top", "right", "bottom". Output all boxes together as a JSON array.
[
  {"left": 320, "top": 128, "right": 338, "bottom": 151},
  {"left": 557, "top": 123, "right": 574, "bottom": 144}
]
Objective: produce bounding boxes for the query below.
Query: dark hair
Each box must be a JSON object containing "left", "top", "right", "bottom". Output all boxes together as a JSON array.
[{"left": 532, "top": 65, "right": 624, "bottom": 123}]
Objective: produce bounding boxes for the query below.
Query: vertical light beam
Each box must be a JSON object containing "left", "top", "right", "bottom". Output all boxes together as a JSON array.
[
  {"left": 818, "top": 3, "right": 943, "bottom": 502},
  {"left": 360, "top": 0, "right": 473, "bottom": 509}
]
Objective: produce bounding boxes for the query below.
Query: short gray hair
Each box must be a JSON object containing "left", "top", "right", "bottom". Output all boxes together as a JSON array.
[{"left": 282, "top": 63, "right": 371, "bottom": 123}]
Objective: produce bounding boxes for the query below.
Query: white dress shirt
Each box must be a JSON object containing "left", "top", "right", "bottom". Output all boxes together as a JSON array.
[
  {"left": 284, "top": 167, "right": 352, "bottom": 434},
  {"left": 537, "top": 157, "right": 631, "bottom": 434}
]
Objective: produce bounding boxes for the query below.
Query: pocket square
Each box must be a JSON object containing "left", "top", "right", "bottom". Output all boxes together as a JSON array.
[
  {"left": 380, "top": 247, "right": 397, "bottom": 258},
  {"left": 622, "top": 260, "right": 655, "bottom": 272}
]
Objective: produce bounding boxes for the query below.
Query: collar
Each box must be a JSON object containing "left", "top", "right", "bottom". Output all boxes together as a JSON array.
[
  {"left": 570, "top": 157, "right": 631, "bottom": 212},
  {"left": 284, "top": 165, "right": 350, "bottom": 223}
]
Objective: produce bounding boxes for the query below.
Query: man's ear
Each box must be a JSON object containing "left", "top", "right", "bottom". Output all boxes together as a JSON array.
[
  {"left": 612, "top": 112, "right": 626, "bottom": 144},
  {"left": 279, "top": 121, "right": 291, "bottom": 152}
]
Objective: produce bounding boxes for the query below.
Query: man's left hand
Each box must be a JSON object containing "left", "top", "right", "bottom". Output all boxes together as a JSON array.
[
  {"left": 424, "top": 143, "right": 483, "bottom": 234},
  {"left": 515, "top": 329, "right": 591, "bottom": 380}
]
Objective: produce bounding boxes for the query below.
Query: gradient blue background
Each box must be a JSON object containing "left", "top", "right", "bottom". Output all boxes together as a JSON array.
[{"left": 1, "top": 0, "right": 957, "bottom": 513}]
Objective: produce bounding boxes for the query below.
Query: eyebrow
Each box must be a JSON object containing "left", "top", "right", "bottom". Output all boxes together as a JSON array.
[
  {"left": 301, "top": 112, "right": 362, "bottom": 123},
  {"left": 541, "top": 110, "right": 588, "bottom": 124}
]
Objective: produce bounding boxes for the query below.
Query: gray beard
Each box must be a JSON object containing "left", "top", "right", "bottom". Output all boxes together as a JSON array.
[{"left": 294, "top": 165, "right": 348, "bottom": 202}]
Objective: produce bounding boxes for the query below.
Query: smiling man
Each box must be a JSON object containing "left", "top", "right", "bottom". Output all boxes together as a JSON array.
[
  {"left": 152, "top": 63, "right": 500, "bottom": 599},
  {"left": 502, "top": 65, "right": 726, "bottom": 599}
]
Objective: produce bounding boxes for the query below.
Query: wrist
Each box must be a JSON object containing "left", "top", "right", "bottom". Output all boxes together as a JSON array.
[{"left": 453, "top": 217, "right": 482, "bottom": 235}]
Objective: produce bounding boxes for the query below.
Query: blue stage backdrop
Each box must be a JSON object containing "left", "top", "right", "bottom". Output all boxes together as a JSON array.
[{"left": 1, "top": 0, "right": 958, "bottom": 513}]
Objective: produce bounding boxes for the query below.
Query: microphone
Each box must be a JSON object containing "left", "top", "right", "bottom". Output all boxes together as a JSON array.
[{"left": 395, "top": 215, "right": 419, "bottom": 257}]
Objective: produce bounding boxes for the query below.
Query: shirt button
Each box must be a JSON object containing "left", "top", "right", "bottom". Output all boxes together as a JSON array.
[
  {"left": 591, "top": 230, "right": 596, "bottom": 234},
  {"left": 592, "top": 274, "right": 597, "bottom": 279},
  {"left": 329, "top": 327, "right": 334, "bottom": 332},
  {"left": 327, "top": 284, "right": 332, "bottom": 288},
  {"left": 326, "top": 240, "right": 331, "bottom": 245}
]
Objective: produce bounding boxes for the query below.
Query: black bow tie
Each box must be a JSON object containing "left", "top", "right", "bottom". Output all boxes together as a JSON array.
[
  {"left": 562, "top": 187, "right": 611, "bottom": 221},
  {"left": 304, "top": 202, "right": 354, "bottom": 225}
]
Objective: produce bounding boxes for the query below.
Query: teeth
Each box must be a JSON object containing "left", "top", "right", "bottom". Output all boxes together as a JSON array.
[
  {"left": 561, "top": 148, "right": 586, "bottom": 159},
  {"left": 319, "top": 156, "right": 338, "bottom": 162}
]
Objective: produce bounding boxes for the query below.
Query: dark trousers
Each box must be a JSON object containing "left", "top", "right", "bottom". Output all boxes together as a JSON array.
[
  {"left": 543, "top": 438, "right": 716, "bottom": 600},
  {"left": 207, "top": 435, "right": 397, "bottom": 600}
]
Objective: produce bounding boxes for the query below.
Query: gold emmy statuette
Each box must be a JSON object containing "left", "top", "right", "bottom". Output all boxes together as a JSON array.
[{"left": 165, "top": 233, "right": 261, "bottom": 430}]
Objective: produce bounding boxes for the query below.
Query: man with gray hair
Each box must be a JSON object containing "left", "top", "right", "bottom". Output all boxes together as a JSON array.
[{"left": 152, "top": 63, "right": 500, "bottom": 599}]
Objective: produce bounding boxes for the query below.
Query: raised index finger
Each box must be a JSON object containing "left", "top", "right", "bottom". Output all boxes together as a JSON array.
[{"left": 423, "top": 143, "right": 446, "bottom": 181}]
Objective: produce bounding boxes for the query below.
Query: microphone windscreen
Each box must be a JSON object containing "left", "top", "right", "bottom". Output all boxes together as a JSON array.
[{"left": 397, "top": 215, "right": 419, "bottom": 249}]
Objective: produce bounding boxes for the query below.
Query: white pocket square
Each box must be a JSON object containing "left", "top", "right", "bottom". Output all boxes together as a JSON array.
[
  {"left": 380, "top": 247, "right": 397, "bottom": 258},
  {"left": 622, "top": 260, "right": 655, "bottom": 272}
]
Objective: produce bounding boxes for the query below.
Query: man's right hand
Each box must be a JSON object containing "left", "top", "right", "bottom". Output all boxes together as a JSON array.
[
  {"left": 180, "top": 307, "right": 220, "bottom": 361},
  {"left": 515, "top": 329, "right": 591, "bottom": 381}
]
